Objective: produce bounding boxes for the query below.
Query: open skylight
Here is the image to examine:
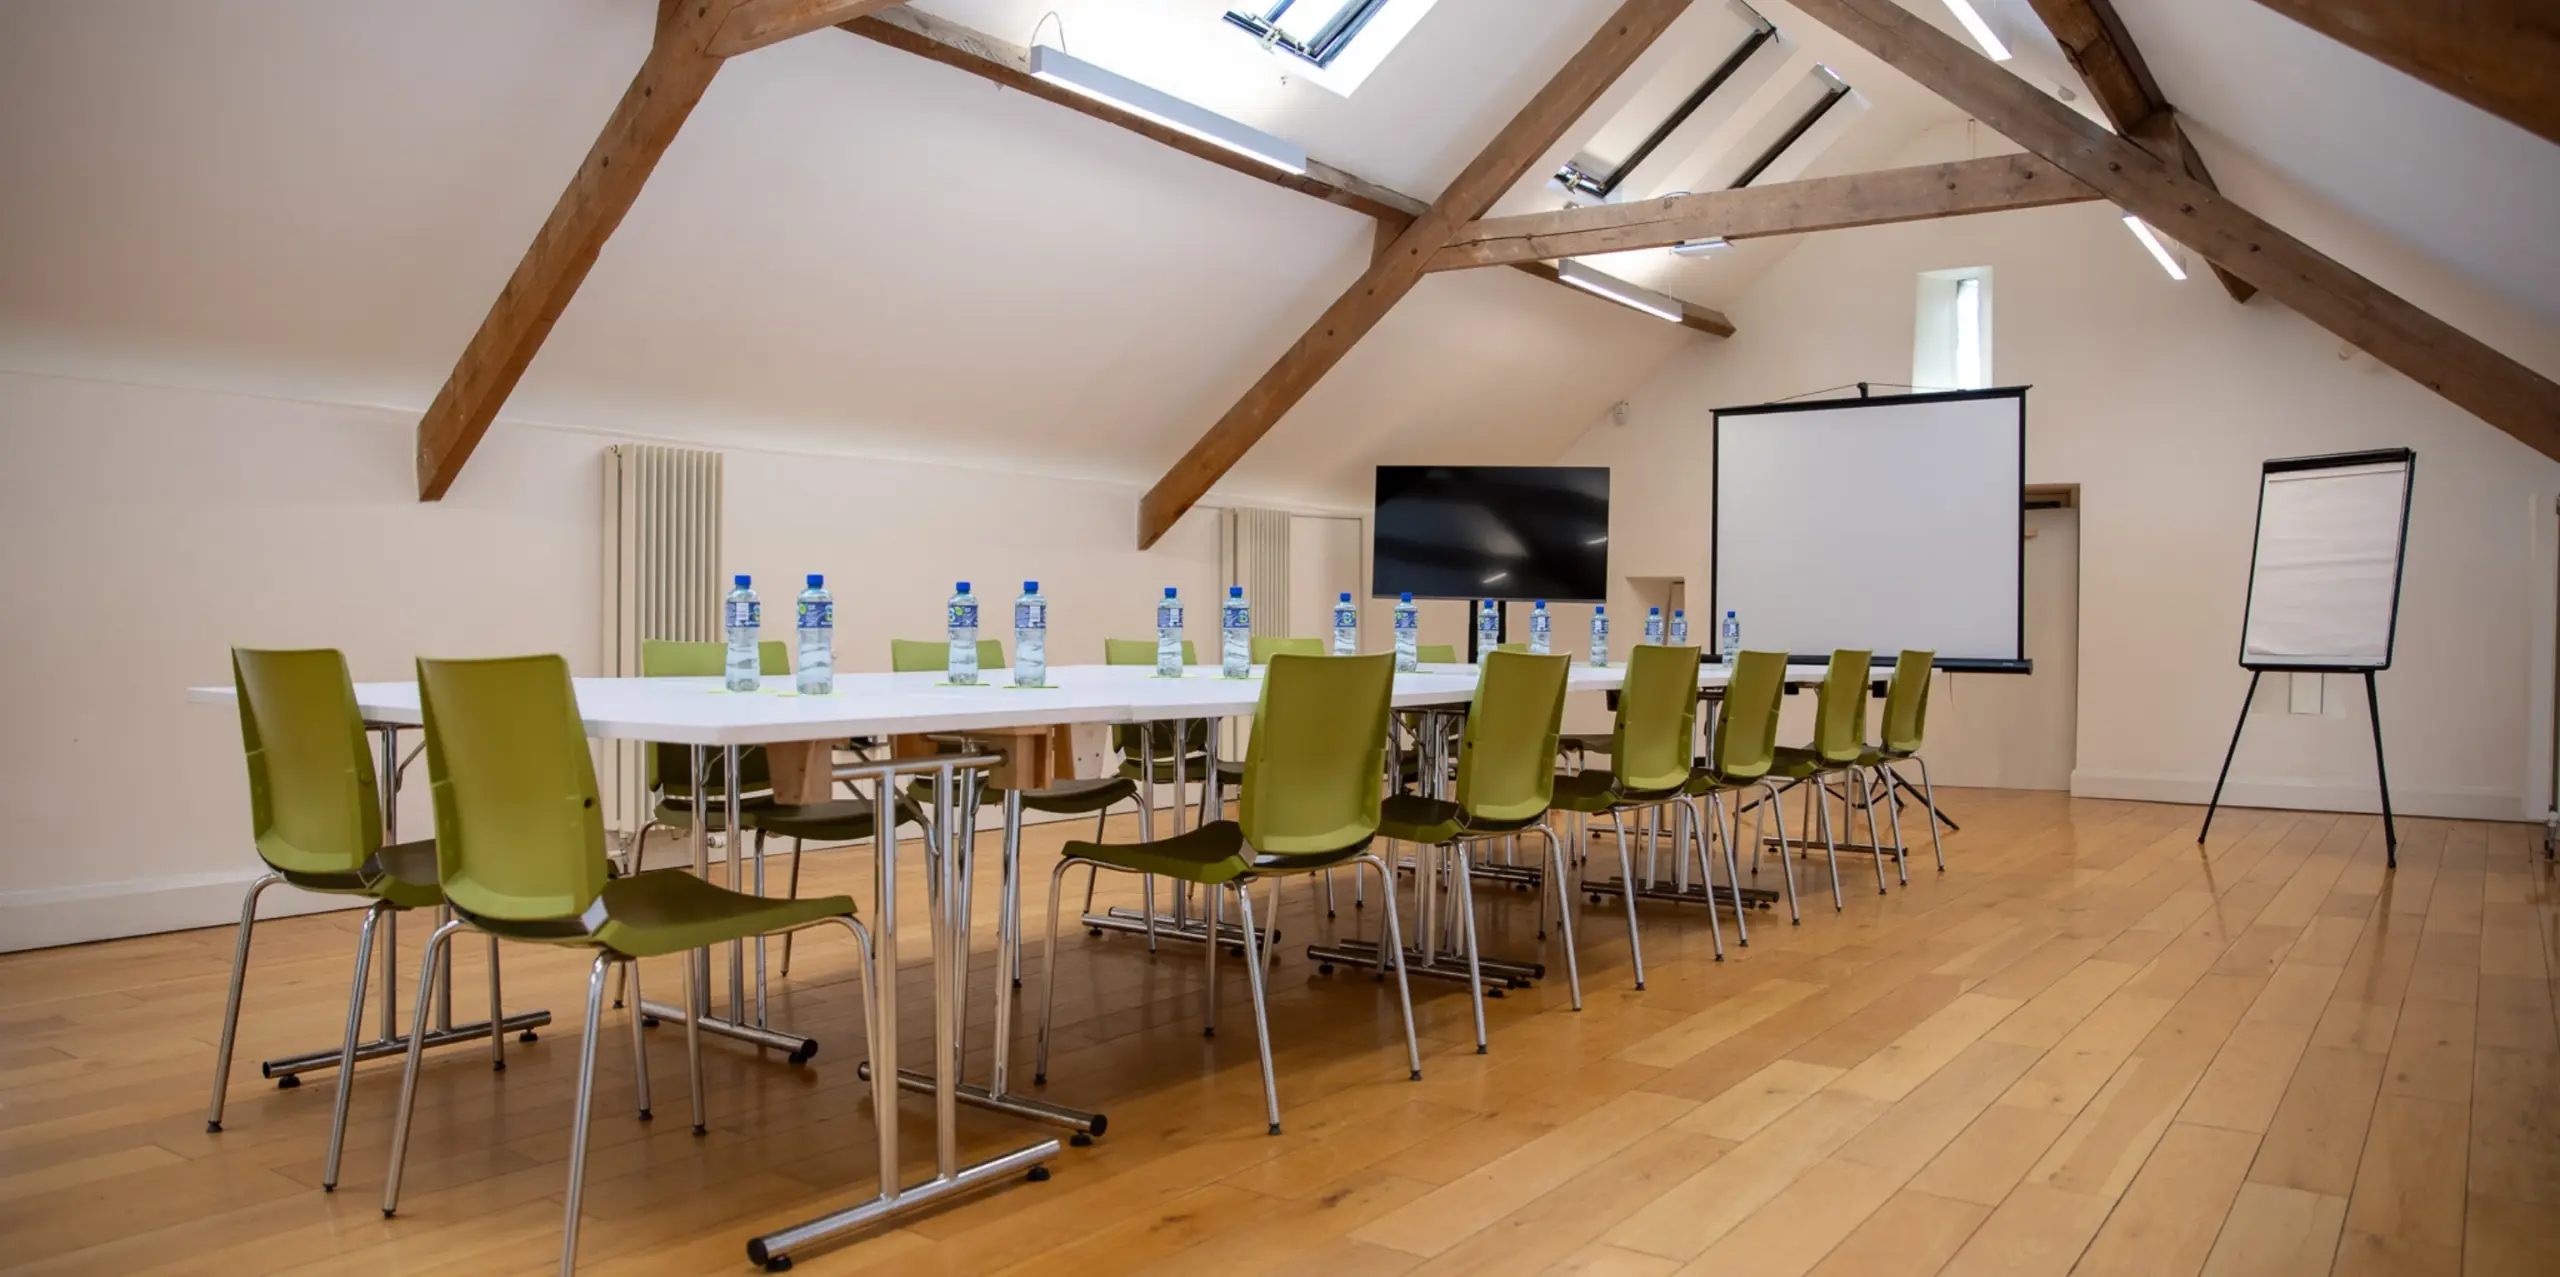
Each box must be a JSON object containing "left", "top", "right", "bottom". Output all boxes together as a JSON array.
[
  {"left": 1224, "top": 0, "right": 1439, "bottom": 93},
  {"left": 1555, "top": 2, "right": 1775, "bottom": 199}
]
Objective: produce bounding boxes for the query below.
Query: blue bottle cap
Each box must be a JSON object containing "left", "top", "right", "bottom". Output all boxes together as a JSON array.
[
  {"left": 1595, "top": 605, "right": 1605, "bottom": 614},
  {"left": 1400, "top": 592, "right": 1412, "bottom": 602},
  {"left": 806, "top": 573, "right": 822, "bottom": 587},
  {"left": 734, "top": 574, "right": 750, "bottom": 587},
  {"left": 1726, "top": 609, "right": 1737, "bottom": 617},
  {"left": 1651, "top": 606, "right": 1661, "bottom": 615},
  {"left": 1164, "top": 587, "right": 1177, "bottom": 598},
  {"left": 957, "top": 581, "right": 971, "bottom": 593},
  {"left": 1673, "top": 608, "right": 1684, "bottom": 616},
  {"left": 1535, "top": 599, "right": 1546, "bottom": 607},
  {"left": 1230, "top": 586, "right": 1243, "bottom": 597},
  {"left": 1339, "top": 592, "right": 1351, "bottom": 602},
  {"left": 1024, "top": 580, "right": 1038, "bottom": 593}
]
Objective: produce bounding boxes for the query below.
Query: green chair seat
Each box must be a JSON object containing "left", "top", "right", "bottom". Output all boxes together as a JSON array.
[
  {"left": 1061, "top": 820, "right": 1253, "bottom": 884},
  {"left": 751, "top": 795, "right": 922, "bottom": 842},
  {"left": 270, "top": 837, "right": 443, "bottom": 910},
  {"left": 1121, "top": 756, "right": 1244, "bottom": 785},
  {"left": 654, "top": 791, "right": 776, "bottom": 832},
  {"left": 1375, "top": 793, "right": 1541, "bottom": 846},
  {"left": 1018, "top": 776, "right": 1139, "bottom": 816},
  {"left": 583, "top": 871, "right": 858, "bottom": 960},
  {"left": 1416, "top": 644, "right": 1459, "bottom": 664},
  {"left": 1549, "top": 767, "right": 1683, "bottom": 812}
]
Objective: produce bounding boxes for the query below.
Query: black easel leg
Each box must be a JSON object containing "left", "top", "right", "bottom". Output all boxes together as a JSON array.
[
  {"left": 1891, "top": 771, "right": 1959, "bottom": 833},
  {"left": 2200, "top": 672, "right": 2261, "bottom": 845},
  {"left": 2366, "top": 671, "right": 2398, "bottom": 869}
]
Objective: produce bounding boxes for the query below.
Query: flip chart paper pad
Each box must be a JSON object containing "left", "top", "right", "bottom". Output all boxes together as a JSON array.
[{"left": 2242, "top": 458, "right": 2411, "bottom": 668}]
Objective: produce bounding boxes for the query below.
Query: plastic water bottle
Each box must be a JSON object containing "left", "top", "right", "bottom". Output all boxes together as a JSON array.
[
  {"left": 1670, "top": 608, "right": 1688, "bottom": 647},
  {"left": 1013, "top": 580, "right": 1046, "bottom": 687},
  {"left": 1721, "top": 610, "right": 1742, "bottom": 666},
  {"left": 1222, "top": 586, "right": 1251, "bottom": 678},
  {"left": 1530, "top": 600, "right": 1551, "bottom": 655},
  {"left": 724, "top": 575, "right": 760, "bottom": 692},
  {"left": 1332, "top": 591, "right": 1359, "bottom": 655},
  {"left": 1589, "top": 605, "right": 1610, "bottom": 668},
  {"left": 795, "top": 574, "right": 833, "bottom": 695},
  {"left": 946, "top": 581, "right": 980, "bottom": 685},
  {"left": 1476, "top": 600, "right": 1500, "bottom": 662},
  {"left": 1645, "top": 606, "right": 1665, "bottom": 647},
  {"left": 1156, "top": 588, "right": 1184, "bottom": 677},
  {"left": 1393, "top": 593, "right": 1419, "bottom": 672}
]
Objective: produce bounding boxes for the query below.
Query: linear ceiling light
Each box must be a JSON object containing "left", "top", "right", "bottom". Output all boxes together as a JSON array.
[
  {"left": 1028, "top": 44, "right": 1308, "bottom": 175},
  {"left": 2122, "top": 214, "right": 2188, "bottom": 280},
  {"left": 1940, "top": 0, "right": 2012, "bottom": 61},
  {"left": 1555, "top": 259, "right": 1684, "bottom": 322},
  {"left": 1670, "top": 236, "right": 1734, "bottom": 257}
]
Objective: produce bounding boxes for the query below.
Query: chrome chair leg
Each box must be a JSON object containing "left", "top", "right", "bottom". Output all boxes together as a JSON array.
[
  {"left": 321, "top": 901, "right": 388, "bottom": 1191},
  {"left": 557, "top": 953, "right": 613, "bottom": 1277},
  {"left": 381, "top": 918, "right": 466, "bottom": 1217},
  {"left": 1711, "top": 792, "right": 1750, "bottom": 946},
  {"left": 1356, "top": 852, "right": 1423, "bottom": 1081},
  {"left": 1233, "top": 881, "right": 1282, "bottom": 1134},
  {"left": 1760, "top": 780, "right": 1801, "bottom": 924},
  {"left": 1856, "top": 769, "right": 1889, "bottom": 894},
  {"left": 780, "top": 834, "right": 805, "bottom": 977},
  {"left": 682, "top": 948, "right": 708, "bottom": 1135},
  {"left": 1913, "top": 756, "right": 1947, "bottom": 872},
  {"left": 626, "top": 960, "right": 652, "bottom": 1120},
  {"left": 1606, "top": 810, "right": 1646, "bottom": 989},
  {"left": 1816, "top": 775, "right": 1843, "bottom": 908},
  {"left": 206, "top": 872, "right": 281, "bottom": 1133},
  {"left": 1452, "top": 851, "right": 1488, "bottom": 1053},
  {"left": 1876, "top": 765, "right": 1910, "bottom": 885},
  {"left": 1203, "top": 881, "right": 1221, "bottom": 1037},
  {"left": 1539, "top": 824, "right": 1581, "bottom": 1011},
  {"left": 1035, "top": 858, "right": 1076, "bottom": 1084},
  {"left": 1679, "top": 800, "right": 1725, "bottom": 961},
  {"left": 489, "top": 935, "right": 508, "bottom": 1070}
]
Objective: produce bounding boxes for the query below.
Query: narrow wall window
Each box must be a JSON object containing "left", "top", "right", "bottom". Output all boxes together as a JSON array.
[{"left": 1915, "top": 266, "right": 1994, "bottom": 391}]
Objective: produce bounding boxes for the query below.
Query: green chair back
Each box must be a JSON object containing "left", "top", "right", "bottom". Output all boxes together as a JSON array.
[
  {"left": 1811, "top": 649, "right": 1875, "bottom": 765},
  {"left": 1880, "top": 650, "right": 1935, "bottom": 754},
  {"left": 1495, "top": 642, "right": 1530, "bottom": 653},
  {"left": 1239, "top": 654, "right": 1393, "bottom": 855},
  {"left": 415, "top": 655, "right": 608, "bottom": 924},
  {"left": 1710, "top": 650, "right": 1787, "bottom": 780},
  {"left": 1251, "top": 636, "right": 1323, "bottom": 662},
  {"left": 639, "top": 640, "right": 781, "bottom": 796},
  {"left": 230, "top": 647, "right": 381, "bottom": 877},
  {"left": 1612, "top": 644, "right": 1701, "bottom": 792},
  {"left": 1106, "top": 637, "right": 1197, "bottom": 665},
  {"left": 1454, "top": 651, "right": 1571, "bottom": 823},
  {"left": 892, "top": 637, "right": 1004, "bottom": 673},
  {"left": 1416, "top": 644, "right": 1458, "bottom": 664}
]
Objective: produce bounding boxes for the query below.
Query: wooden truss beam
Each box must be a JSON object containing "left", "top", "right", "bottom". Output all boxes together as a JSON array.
[
  {"left": 1134, "top": 0, "right": 1697, "bottom": 549},
  {"left": 1787, "top": 0, "right": 2560, "bottom": 462},
  {"left": 1430, "top": 154, "right": 2099, "bottom": 268},
  {"left": 2244, "top": 0, "right": 2560, "bottom": 147}
]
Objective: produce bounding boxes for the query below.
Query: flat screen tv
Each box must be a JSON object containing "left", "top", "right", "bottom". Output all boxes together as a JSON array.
[{"left": 1372, "top": 466, "right": 1609, "bottom": 602}]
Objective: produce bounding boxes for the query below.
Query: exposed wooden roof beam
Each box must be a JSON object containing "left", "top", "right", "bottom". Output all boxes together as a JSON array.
[
  {"left": 2244, "top": 0, "right": 2560, "bottom": 147},
  {"left": 1431, "top": 154, "right": 2099, "bottom": 268},
  {"left": 2025, "top": 0, "right": 2255, "bottom": 301},
  {"left": 1134, "top": 0, "right": 1698, "bottom": 550},
  {"left": 1510, "top": 260, "right": 1737, "bottom": 337},
  {"left": 710, "top": 0, "right": 908, "bottom": 57},
  {"left": 1787, "top": 0, "right": 2560, "bottom": 462}
]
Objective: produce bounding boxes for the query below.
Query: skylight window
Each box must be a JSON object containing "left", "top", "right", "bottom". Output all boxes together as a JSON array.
[
  {"left": 1226, "top": 0, "right": 1394, "bottom": 69},
  {"left": 1556, "top": 14, "right": 1775, "bottom": 199}
]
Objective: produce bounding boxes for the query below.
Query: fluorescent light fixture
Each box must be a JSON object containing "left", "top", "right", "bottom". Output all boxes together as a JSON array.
[
  {"left": 1483, "top": 571, "right": 1510, "bottom": 585},
  {"left": 2123, "top": 214, "right": 2188, "bottom": 280},
  {"left": 1671, "top": 236, "right": 1734, "bottom": 257},
  {"left": 1940, "top": 0, "right": 2011, "bottom": 61},
  {"left": 1028, "top": 43, "right": 1308, "bottom": 175},
  {"left": 1554, "top": 259, "right": 1684, "bottom": 322}
]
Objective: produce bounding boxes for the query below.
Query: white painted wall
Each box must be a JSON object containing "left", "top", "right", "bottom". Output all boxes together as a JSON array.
[
  {"left": 0, "top": 370, "right": 1222, "bottom": 951},
  {"left": 1562, "top": 126, "right": 2560, "bottom": 823}
]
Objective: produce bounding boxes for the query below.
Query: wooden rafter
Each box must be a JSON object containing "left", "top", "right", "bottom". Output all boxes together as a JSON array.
[
  {"left": 2024, "top": 0, "right": 2254, "bottom": 302},
  {"left": 416, "top": 0, "right": 905, "bottom": 499},
  {"left": 2244, "top": 0, "right": 2560, "bottom": 147},
  {"left": 838, "top": 9, "right": 1733, "bottom": 343},
  {"left": 1787, "top": 0, "right": 2560, "bottom": 462},
  {"left": 1134, "top": 0, "right": 1697, "bottom": 549},
  {"left": 1430, "top": 154, "right": 2099, "bottom": 268}
]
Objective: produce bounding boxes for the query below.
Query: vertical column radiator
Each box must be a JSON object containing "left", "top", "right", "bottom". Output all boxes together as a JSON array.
[
  {"left": 601, "top": 444, "right": 723, "bottom": 836},
  {"left": 1219, "top": 507, "right": 1292, "bottom": 639}
]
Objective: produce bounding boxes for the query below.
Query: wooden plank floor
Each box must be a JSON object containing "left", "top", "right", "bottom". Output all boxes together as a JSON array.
[{"left": 2, "top": 791, "right": 2555, "bottom": 1275}]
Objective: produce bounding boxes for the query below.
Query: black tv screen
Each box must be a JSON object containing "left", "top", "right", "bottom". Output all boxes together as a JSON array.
[{"left": 1372, "top": 466, "right": 1610, "bottom": 602}]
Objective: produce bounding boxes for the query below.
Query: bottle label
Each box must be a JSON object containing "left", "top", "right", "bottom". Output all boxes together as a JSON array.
[
  {"left": 1161, "top": 605, "right": 1183, "bottom": 629},
  {"left": 1224, "top": 604, "right": 1249, "bottom": 630},
  {"left": 1335, "top": 607, "right": 1356, "bottom": 629},
  {"left": 949, "top": 602, "right": 977, "bottom": 630},
  {"left": 1016, "top": 602, "right": 1046, "bottom": 630},
  {"left": 1395, "top": 611, "right": 1417, "bottom": 632},
  {"left": 728, "top": 599, "right": 759, "bottom": 629},
  {"left": 798, "top": 599, "right": 832, "bottom": 630},
  {"left": 1531, "top": 615, "right": 1550, "bottom": 634}
]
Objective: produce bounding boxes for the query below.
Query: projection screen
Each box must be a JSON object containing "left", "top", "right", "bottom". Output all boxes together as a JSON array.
[{"left": 1713, "top": 388, "right": 2027, "bottom": 672}]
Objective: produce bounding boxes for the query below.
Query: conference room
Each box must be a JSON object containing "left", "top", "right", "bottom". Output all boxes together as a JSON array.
[{"left": 5, "top": 1, "right": 2554, "bottom": 1274}]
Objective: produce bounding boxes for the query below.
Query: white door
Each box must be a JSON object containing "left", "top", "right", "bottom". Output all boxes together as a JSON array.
[{"left": 1923, "top": 506, "right": 2079, "bottom": 789}]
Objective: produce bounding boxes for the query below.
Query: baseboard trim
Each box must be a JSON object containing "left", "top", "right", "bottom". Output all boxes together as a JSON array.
[
  {"left": 0, "top": 870, "right": 368, "bottom": 953},
  {"left": 2068, "top": 769, "right": 2526, "bottom": 823}
]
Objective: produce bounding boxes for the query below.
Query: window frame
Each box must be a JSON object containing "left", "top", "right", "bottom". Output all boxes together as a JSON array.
[
  {"left": 1223, "top": 0, "right": 1396, "bottom": 70},
  {"left": 1555, "top": 22, "right": 1774, "bottom": 199}
]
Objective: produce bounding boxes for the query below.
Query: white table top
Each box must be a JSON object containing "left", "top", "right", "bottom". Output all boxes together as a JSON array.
[{"left": 186, "top": 660, "right": 1831, "bottom": 746}]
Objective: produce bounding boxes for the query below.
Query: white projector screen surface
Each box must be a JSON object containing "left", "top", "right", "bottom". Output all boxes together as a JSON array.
[
  {"left": 1714, "top": 390, "right": 2024, "bottom": 669},
  {"left": 2240, "top": 453, "right": 2413, "bottom": 669}
]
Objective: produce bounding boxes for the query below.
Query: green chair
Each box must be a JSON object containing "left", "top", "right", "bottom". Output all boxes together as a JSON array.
[
  {"left": 1035, "top": 653, "right": 1419, "bottom": 1134},
  {"left": 208, "top": 648, "right": 513, "bottom": 1195},
  {"left": 1102, "top": 637, "right": 1237, "bottom": 941},
  {"left": 1416, "top": 643, "right": 1459, "bottom": 664},
  {"left": 1860, "top": 650, "right": 1942, "bottom": 878},
  {"left": 637, "top": 639, "right": 787, "bottom": 847},
  {"left": 892, "top": 636, "right": 1004, "bottom": 677},
  {"left": 1104, "top": 637, "right": 1195, "bottom": 666},
  {"left": 1250, "top": 635, "right": 1323, "bottom": 662},
  {"left": 1550, "top": 644, "right": 1716, "bottom": 986},
  {"left": 1372, "top": 650, "right": 1577, "bottom": 1051},
  {"left": 1683, "top": 650, "right": 1799, "bottom": 927},
  {"left": 381, "top": 654, "right": 878, "bottom": 1276},
  {"left": 1767, "top": 650, "right": 1888, "bottom": 906}
]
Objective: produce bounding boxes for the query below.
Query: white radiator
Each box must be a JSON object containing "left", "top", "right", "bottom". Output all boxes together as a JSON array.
[
  {"left": 601, "top": 444, "right": 723, "bottom": 834},
  {"left": 1219, "top": 507, "right": 1292, "bottom": 638}
]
